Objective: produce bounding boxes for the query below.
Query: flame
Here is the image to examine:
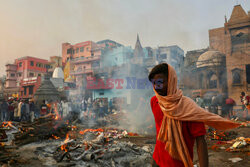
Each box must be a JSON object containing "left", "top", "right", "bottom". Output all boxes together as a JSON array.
[
  {"left": 213, "top": 130, "right": 226, "bottom": 140},
  {"left": 79, "top": 128, "right": 104, "bottom": 135},
  {"left": 52, "top": 135, "right": 60, "bottom": 140},
  {"left": 61, "top": 133, "right": 70, "bottom": 152},
  {"left": 52, "top": 102, "right": 61, "bottom": 120},
  {"left": 1, "top": 121, "right": 13, "bottom": 128},
  {"left": 0, "top": 143, "right": 4, "bottom": 147},
  {"left": 127, "top": 132, "right": 139, "bottom": 136},
  {"left": 61, "top": 144, "right": 68, "bottom": 152},
  {"left": 71, "top": 126, "right": 77, "bottom": 130}
]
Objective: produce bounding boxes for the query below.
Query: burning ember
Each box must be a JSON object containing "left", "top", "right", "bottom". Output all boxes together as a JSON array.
[
  {"left": 213, "top": 130, "right": 226, "bottom": 140},
  {"left": 50, "top": 127, "right": 154, "bottom": 166},
  {"left": 79, "top": 128, "right": 104, "bottom": 135},
  {"left": 1, "top": 121, "right": 13, "bottom": 128},
  {"left": 52, "top": 135, "right": 60, "bottom": 140}
]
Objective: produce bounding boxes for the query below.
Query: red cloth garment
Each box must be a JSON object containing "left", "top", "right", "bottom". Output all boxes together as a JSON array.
[
  {"left": 151, "top": 96, "right": 206, "bottom": 167},
  {"left": 226, "top": 98, "right": 235, "bottom": 105}
]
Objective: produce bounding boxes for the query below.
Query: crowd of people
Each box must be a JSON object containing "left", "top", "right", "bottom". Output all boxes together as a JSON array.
[
  {"left": 1, "top": 91, "right": 249, "bottom": 123},
  {"left": 194, "top": 91, "right": 250, "bottom": 119},
  {"left": 0, "top": 96, "right": 117, "bottom": 123},
  {"left": 0, "top": 98, "right": 37, "bottom": 122}
]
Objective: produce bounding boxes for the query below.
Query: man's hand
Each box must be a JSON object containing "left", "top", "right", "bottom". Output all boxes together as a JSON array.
[{"left": 196, "top": 135, "right": 208, "bottom": 167}]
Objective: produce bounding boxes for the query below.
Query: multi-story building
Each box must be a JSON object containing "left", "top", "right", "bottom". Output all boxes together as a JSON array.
[
  {"left": 155, "top": 45, "right": 184, "bottom": 80},
  {"left": 96, "top": 39, "right": 123, "bottom": 49},
  {"left": 62, "top": 41, "right": 102, "bottom": 88},
  {"left": 182, "top": 5, "right": 250, "bottom": 109},
  {"left": 209, "top": 5, "right": 250, "bottom": 106},
  {"left": 5, "top": 56, "right": 51, "bottom": 99}
]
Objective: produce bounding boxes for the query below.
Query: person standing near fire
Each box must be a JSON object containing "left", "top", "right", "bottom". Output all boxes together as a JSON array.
[
  {"left": 40, "top": 100, "right": 48, "bottom": 116},
  {"left": 148, "top": 63, "right": 240, "bottom": 167},
  {"left": 240, "top": 92, "right": 250, "bottom": 118}
]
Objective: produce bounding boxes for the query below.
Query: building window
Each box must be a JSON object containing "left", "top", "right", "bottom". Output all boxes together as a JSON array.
[
  {"left": 29, "top": 73, "right": 34, "bottom": 77},
  {"left": 73, "top": 49, "right": 75, "bottom": 54},
  {"left": 99, "top": 92, "right": 104, "bottom": 95},
  {"left": 18, "top": 73, "right": 22, "bottom": 77},
  {"left": 232, "top": 68, "right": 242, "bottom": 84},
  {"left": 67, "top": 48, "right": 72, "bottom": 54},
  {"left": 19, "top": 62, "right": 22, "bottom": 67},
  {"left": 76, "top": 48, "right": 79, "bottom": 53},
  {"left": 24, "top": 87, "right": 27, "bottom": 95},
  {"left": 30, "top": 61, "right": 34, "bottom": 66},
  {"left": 45, "top": 65, "right": 50, "bottom": 69},
  {"left": 10, "top": 73, "right": 15, "bottom": 77},
  {"left": 80, "top": 47, "right": 84, "bottom": 52},
  {"left": 208, "top": 73, "right": 217, "bottom": 89},
  {"left": 246, "top": 65, "right": 250, "bottom": 84},
  {"left": 160, "top": 54, "right": 167, "bottom": 59},
  {"left": 86, "top": 47, "right": 89, "bottom": 51},
  {"left": 38, "top": 73, "right": 41, "bottom": 77},
  {"left": 29, "top": 86, "right": 34, "bottom": 95}
]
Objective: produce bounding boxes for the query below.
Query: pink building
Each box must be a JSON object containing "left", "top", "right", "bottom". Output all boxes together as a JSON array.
[
  {"left": 5, "top": 56, "right": 51, "bottom": 99},
  {"left": 62, "top": 41, "right": 101, "bottom": 87}
]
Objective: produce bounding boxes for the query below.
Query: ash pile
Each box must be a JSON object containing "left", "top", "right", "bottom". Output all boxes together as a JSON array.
[
  {"left": 0, "top": 115, "right": 71, "bottom": 165},
  {"left": 35, "top": 128, "right": 153, "bottom": 167}
]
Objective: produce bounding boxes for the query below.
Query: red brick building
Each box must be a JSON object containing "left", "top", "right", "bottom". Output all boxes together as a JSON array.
[
  {"left": 209, "top": 5, "right": 250, "bottom": 105},
  {"left": 182, "top": 5, "right": 250, "bottom": 108}
]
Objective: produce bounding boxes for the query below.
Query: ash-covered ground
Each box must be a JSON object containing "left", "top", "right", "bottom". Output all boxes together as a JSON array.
[{"left": 0, "top": 114, "right": 249, "bottom": 167}]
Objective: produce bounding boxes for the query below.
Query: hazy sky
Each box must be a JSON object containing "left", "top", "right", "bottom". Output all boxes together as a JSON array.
[{"left": 0, "top": 0, "right": 249, "bottom": 76}]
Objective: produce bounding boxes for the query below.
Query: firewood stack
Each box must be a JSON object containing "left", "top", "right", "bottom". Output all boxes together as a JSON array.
[
  {"left": 12, "top": 114, "right": 70, "bottom": 146},
  {"left": 0, "top": 126, "right": 19, "bottom": 163}
]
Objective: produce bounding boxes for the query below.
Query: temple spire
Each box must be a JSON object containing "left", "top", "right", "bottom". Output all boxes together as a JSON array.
[
  {"left": 133, "top": 34, "right": 144, "bottom": 64},
  {"left": 135, "top": 33, "right": 143, "bottom": 50}
]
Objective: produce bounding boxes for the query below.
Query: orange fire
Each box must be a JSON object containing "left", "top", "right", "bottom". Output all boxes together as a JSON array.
[
  {"left": 71, "top": 126, "right": 77, "bottom": 130},
  {"left": 61, "top": 133, "right": 70, "bottom": 152},
  {"left": 0, "top": 143, "right": 4, "bottom": 147},
  {"left": 127, "top": 132, "right": 139, "bottom": 136},
  {"left": 213, "top": 130, "right": 226, "bottom": 140},
  {"left": 79, "top": 128, "right": 104, "bottom": 135},
  {"left": 61, "top": 144, "right": 68, "bottom": 152},
  {"left": 52, "top": 134, "right": 60, "bottom": 140},
  {"left": 1, "top": 121, "right": 13, "bottom": 128}
]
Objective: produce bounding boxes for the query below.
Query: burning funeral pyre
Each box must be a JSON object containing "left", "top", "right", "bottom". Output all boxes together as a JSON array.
[
  {"left": 0, "top": 107, "right": 250, "bottom": 166},
  {"left": 0, "top": 113, "right": 154, "bottom": 167}
]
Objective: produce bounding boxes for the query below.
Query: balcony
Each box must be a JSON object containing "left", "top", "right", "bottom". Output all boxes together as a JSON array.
[
  {"left": 70, "top": 69, "right": 93, "bottom": 75},
  {"left": 5, "top": 64, "right": 17, "bottom": 71},
  {"left": 72, "top": 56, "right": 100, "bottom": 64}
]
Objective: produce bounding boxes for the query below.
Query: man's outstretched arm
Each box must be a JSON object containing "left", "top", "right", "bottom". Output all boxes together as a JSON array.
[{"left": 196, "top": 135, "right": 208, "bottom": 167}]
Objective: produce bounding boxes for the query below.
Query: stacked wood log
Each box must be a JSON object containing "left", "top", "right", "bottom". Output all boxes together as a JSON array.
[
  {"left": 0, "top": 127, "right": 19, "bottom": 164},
  {"left": 12, "top": 114, "right": 70, "bottom": 146}
]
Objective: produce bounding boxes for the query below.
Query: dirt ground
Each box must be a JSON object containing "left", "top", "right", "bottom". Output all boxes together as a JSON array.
[
  {"left": 120, "top": 126, "right": 250, "bottom": 167},
  {"left": 2, "top": 126, "right": 249, "bottom": 167}
]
